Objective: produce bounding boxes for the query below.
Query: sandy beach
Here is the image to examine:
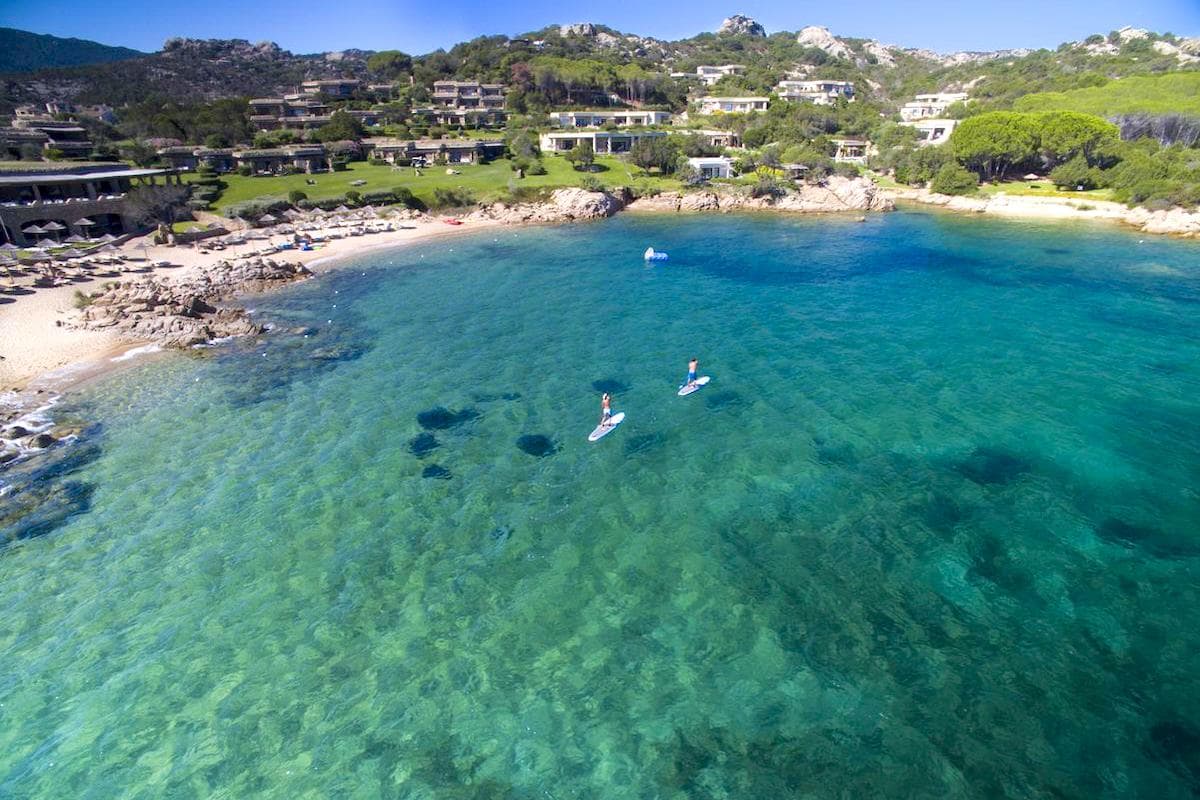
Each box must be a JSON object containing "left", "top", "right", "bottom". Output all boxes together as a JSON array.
[{"left": 0, "top": 215, "right": 499, "bottom": 392}]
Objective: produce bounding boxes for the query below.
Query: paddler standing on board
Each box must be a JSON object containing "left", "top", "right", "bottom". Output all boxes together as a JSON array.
[
  {"left": 600, "top": 392, "right": 613, "bottom": 426},
  {"left": 686, "top": 357, "right": 699, "bottom": 389}
]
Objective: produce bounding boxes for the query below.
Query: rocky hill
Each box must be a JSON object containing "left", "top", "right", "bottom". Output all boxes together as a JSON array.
[
  {"left": 0, "top": 28, "right": 144, "bottom": 73},
  {"left": 1, "top": 37, "right": 369, "bottom": 109},
  {"left": 3, "top": 16, "right": 1197, "bottom": 112}
]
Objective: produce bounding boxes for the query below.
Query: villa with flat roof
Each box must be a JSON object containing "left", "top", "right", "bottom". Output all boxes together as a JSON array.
[
  {"left": 695, "top": 65, "right": 746, "bottom": 86},
  {"left": 232, "top": 145, "right": 331, "bottom": 175},
  {"left": 696, "top": 97, "right": 769, "bottom": 115},
  {"left": 364, "top": 138, "right": 505, "bottom": 165},
  {"left": 411, "top": 106, "right": 508, "bottom": 128},
  {"left": 832, "top": 138, "right": 871, "bottom": 164},
  {"left": 0, "top": 165, "right": 182, "bottom": 246},
  {"left": 248, "top": 96, "right": 380, "bottom": 132},
  {"left": 687, "top": 156, "right": 735, "bottom": 179},
  {"left": 776, "top": 80, "right": 855, "bottom": 106},
  {"left": 539, "top": 130, "right": 667, "bottom": 155},
  {"left": 431, "top": 81, "right": 506, "bottom": 110},
  {"left": 8, "top": 107, "right": 93, "bottom": 158},
  {"left": 903, "top": 118, "right": 959, "bottom": 146},
  {"left": 548, "top": 110, "right": 672, "bottom": 128},
  {"left": 900, "top": 92, "right": 968, "bottom": 121},
  {"left": 674, "top": 129, "right": 742, "bottom": 148},
  {"left": 301, "top": 79, "right": 361, "bottom": 97}
]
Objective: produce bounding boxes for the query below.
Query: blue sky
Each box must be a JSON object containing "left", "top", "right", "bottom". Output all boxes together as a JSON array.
[{"left": 3, "top": 0, "right": 1198, "bottom": 56}]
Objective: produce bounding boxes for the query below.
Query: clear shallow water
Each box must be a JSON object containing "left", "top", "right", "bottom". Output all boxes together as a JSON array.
[{"left": 2, "top": 211, "right": 1199, "bottom": 798}]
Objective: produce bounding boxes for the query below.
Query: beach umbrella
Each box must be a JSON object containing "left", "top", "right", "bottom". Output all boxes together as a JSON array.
[
  {"left": 64, "top": 234, "right": 86, "bottom": 244},
  {"left": 98, "top": 233, "right": 118, "bottom": 243},
  {"left": 258, "top": 213, "right": 278, "bottom": 224},
  {"left": 22, "top": 224, "right": 45, "bottom": 235},
  {"left": 75, "top": 217, "right": 97, "bottom": 227},
  {"left": 334, "top": 204, "right": 351, "bottom": 213},
  {"left": 0, "top": 242, "right": 19, "bottom": 252},
  {"left": 42, "top": 221, "right": 66, "bottom": 231}
]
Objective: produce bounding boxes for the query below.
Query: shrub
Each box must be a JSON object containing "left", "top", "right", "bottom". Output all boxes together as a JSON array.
[
  {"left": 1049, "top": 155, "right": 1098, "bottom": 190},
  {"left": 237, "top": 165, "right": 252, "bottom": 177},
  {"left": 525, "top": 159, "right": 547, "bottom": 176},
  {"left": 390, "top": 186, "right": 424, "bottom": 210},
  {"left": 345, "top": 189, "right": 361, "bottom": 205},
  {"left": 579, "top": 176, "right": 603, "bottom": 192},
  {"left": 832, "top": 162, "right": 860, "bottom": 179},
  {"left": 72, "top": 290, "right": 94, "bottom": 309},
  {"left": 750, "top": 177, "right": 785, "bottom": 200},
  {"left": 288, "top": 189, "right": 308, "bottom": 204},
  {"left": 431, "top": 187, "right": 476, "bottom": 208},
  {"left": 930, "top": 163, "right": 980, "bottom": 195}
]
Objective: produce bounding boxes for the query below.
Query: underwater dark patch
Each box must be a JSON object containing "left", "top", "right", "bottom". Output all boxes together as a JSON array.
[
  {"left": 470, "top": 392, "right": 523, "bottom": 403},
  {"left": 408, "top": 432, "right": 440, "bottom": 458},
  {"left": 704, "top": 390, "right": 744, "bottom": 411},
  {"left": 1146, "top": 720, "right": 1200, "bottom": 792},
  {"left": 624, "top": 431, "right": 668, "bottom": 456},
  {"left": 954, "top": 446, "right": 1030, "bottom": 486},
  {"left": 421, "top": 464, "right": 452, "bottom": 480},
  {"left": 591, "top": 379, "right": 629, "bottom": 394},
  {"left": 813, "top": 436, "right": 856, "bottom": 467},
  {"left": 1, "top": 480, "right": 96, "bottom": 543},
  {"left": 417, "top": 407, "right": 479, "bottom": 430},
  {"left": 918, "top": 492, "right": 967, "bottom": 538},
  {"left": 516, "top": 434, "right": 557, "bottom": 457},
  {"left": 1096, "top": 517, "right": 1200, "bottom": 559},
  {"left": 966, "top": 534, "right": 1032, "bottom": 594}
]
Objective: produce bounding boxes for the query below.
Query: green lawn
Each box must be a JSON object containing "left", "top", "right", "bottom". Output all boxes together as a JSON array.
[{"left": 194, "top": 156, "right": 681, "bottom": 213}]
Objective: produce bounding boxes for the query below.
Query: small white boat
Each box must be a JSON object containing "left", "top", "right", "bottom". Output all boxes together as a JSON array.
[{"left": 643, "top": 247, "right": 669, "bottom": 262}]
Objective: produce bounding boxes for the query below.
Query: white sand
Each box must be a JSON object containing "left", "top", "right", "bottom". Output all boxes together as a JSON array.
[{"left": 0, "top": 216, "right": 499, "bottom": 391}]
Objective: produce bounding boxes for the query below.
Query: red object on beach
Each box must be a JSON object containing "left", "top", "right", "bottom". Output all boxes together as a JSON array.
[{"left": 443, "top": 218, "right": 463, "bottom": 226}]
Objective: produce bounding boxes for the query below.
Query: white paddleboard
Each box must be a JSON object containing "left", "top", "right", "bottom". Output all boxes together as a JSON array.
[
  {"left": 677, "top": 376, "right": 711, "bottom": 396},
  {"left": 588, "top": 412, "right": 625, "bottom": 442}
]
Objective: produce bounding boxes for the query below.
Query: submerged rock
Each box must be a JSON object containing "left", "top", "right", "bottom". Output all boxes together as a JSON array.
[
  {"left": 516, "top": 434, "right": 557, "bottom": 458},
  {"left": 416, "top": 407, "right": 479, "bottom": 430},
  {"left": 421, "top": 464, "right": 452, "bottom": 480},
  {"left": 408, "top": 432, "right": 440, "bottom": 457},
  {"left": 954, "top": 446, "right": 1030, "bottom": 486}
]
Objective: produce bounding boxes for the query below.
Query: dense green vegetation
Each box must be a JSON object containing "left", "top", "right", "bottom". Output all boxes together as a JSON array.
[{"left": 1013, "top": 73, "right": 1200, "bottom": 116}]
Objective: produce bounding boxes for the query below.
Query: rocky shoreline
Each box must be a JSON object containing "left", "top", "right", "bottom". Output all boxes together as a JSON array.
[
  {"left": 891, "top": 187, "right": 1200, "bottom": 237},
  {"left": 74, "top": 257, "right": 313, "bottom": 348}
]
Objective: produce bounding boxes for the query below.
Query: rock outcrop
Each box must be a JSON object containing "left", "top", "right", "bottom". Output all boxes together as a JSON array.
[
  {"left": 625, "top": 177, "right": 894, "bottom": 215},
  {"left": 796, "top": 26, "right": 854, "bottom": 60},
  {"left": 719, "top": 15, "right": 766, "bottom": 37},
  {"left": 74, "top": 258, "right": 312, "bottom": 348},
  {"left": 463, "top": 188, "right": 626, "bottom": 224}
]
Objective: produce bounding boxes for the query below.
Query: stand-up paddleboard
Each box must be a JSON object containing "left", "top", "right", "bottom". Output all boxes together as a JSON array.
[
  {"left": 677, "top": 376, "right": 711, "bottom": 396},
  {"left": 588, "top": 412, "right": 625, "bottom": 442}
]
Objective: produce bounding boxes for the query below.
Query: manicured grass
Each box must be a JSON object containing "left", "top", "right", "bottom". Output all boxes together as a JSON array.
[
  {"left": 193, "top": 156, "right": 681, "bottom": 213},
  {"left": 1014, "top": 72, "right": 1200, "bottom": 116},
  {"left": 975, "top": 181, "right": 1113, "bottom": 202}
]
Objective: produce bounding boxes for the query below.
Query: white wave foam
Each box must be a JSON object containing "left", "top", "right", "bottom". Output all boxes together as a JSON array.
[{"left": 110, "top": 344, "right": 164, "bottom": 362}]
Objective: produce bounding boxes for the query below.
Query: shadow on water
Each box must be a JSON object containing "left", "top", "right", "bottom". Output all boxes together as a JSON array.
[
  {"left": 704, "top": 390, "right": 745, "bottom": 412},
  {"left": 624, "top": 430, "right": 669, "bottom": 456},
  {"left": 0, "top": 437, "right": 104, "bottom": 546},
  {"left": 592, "top": 378, "right": 629, "bottom": 394}
]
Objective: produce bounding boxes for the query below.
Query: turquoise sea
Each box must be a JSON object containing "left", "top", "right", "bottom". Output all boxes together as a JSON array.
[{"left": 1, "top": 210, "right": 1199, "bottom": 798}]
